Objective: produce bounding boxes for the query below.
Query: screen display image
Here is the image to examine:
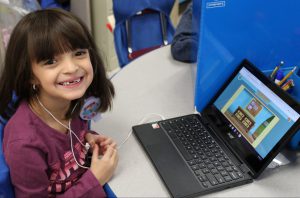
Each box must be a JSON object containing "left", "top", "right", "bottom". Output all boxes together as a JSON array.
[{"left": 214, "top": 67, "right": 300, "bottom": 159}]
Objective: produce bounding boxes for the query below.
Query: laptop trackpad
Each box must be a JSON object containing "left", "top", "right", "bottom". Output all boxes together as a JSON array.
[{"left": 146, "top": 138, "right": 203, "bottom": 197}]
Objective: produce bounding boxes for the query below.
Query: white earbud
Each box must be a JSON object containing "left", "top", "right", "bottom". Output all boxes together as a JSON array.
[{"left": 85, "top": 142, "right": 91, "bottom": 151}]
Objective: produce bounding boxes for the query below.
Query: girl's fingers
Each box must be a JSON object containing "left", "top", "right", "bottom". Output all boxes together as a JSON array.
[
  {"left": 110, "top": 142, "right": 117, "bottom": 149},
  {"left": 92, "top": 144, "right": 100, "bottom": 160},
  {"left": 100, "top": 138, "right": 115, "bottom": 147},
  {"left": 89, "top": 140, "right": 95, "bottom": 149},
  {"left": 101, "top": 146, "right": 114, "bottom": 159}
]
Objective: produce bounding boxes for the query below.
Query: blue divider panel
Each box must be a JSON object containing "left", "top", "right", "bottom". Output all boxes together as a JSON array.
[{"left": 194, "top": 0, "right": 300, "bottom": 149}]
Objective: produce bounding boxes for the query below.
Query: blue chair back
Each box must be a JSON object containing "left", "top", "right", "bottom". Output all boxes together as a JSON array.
[
  {"left": 0, "top": 121, "right": 14, "bottom": 198},
  {"left": 0, "top": 97, "right": 16, "bottom": 198},
  {"left": 113, "top": 0, "right": 175, "bottom": 67}
]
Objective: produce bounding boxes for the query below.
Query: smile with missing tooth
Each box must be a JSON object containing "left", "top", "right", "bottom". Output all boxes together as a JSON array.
[{"left": 59, "top": 77, "right": 83, "bottom": 86}]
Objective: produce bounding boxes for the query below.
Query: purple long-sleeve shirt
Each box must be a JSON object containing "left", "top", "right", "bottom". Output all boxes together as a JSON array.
[{"left": 3, "top": 101, "right": 106, "bottom": 197}]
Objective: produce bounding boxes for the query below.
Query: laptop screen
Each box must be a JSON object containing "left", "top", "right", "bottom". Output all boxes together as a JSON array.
[{"left": 211, "top": 62, "right": 300, "bottom": 174}]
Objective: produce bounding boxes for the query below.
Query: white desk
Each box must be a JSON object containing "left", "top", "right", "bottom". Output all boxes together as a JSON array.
[{"left": 92, "top": 46, "right": 300, "bottom": 197}]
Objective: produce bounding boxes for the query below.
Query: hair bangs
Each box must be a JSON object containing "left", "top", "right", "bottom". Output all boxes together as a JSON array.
[{"left": 27, "top": 10, "right": 91, "bottom": 63}]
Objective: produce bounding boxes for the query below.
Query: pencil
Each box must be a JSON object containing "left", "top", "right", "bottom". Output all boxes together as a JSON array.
[
  {"left": 281, "top": 79, "right": 294, "bottom": 91},
  {"left": 282, "top": 81, "right": 294, "bottom": 91},
  {"left": 270, "top": 61, "right": 284, "bottom": 80}
]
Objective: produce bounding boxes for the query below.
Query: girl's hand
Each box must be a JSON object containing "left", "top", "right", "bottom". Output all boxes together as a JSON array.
[
  {"left": 85, "top": 132, "right": 117, "bottom": 155},
  {"left": 90, "top": 144, "right": 118, "bottom": 185}
]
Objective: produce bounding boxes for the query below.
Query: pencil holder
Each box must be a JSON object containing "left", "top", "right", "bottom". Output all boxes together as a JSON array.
[{"left": 263, "top": 67, "right": 300, "bottom": 150}]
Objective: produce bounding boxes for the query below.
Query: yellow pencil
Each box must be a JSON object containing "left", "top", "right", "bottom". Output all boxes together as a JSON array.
[
  {"left": 270, "top": 61, "right": 284, "bottom": 80},
  {"left": 282, "top": 79, "right": 294, "bottom": 91},
  {"left": 277, "top": 66, "right": 297, "bottom": 86}
]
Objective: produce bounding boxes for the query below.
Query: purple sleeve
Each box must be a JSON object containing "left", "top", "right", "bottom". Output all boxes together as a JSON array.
[
  {"left": 5, "top": 140, "right": 106, "bottom": 198},
  {"left": 5, "top": 139, "right": 50, "bottom": 197}
]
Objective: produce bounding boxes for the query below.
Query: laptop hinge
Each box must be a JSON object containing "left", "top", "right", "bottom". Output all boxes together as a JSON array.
[{"left": 201, "top": 115, "right": 210, "bottom": 125}]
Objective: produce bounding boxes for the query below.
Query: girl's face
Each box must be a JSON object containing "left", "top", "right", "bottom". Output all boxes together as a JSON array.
[{"left": 31, "top": 49, "right": 94, "bottom": 103}]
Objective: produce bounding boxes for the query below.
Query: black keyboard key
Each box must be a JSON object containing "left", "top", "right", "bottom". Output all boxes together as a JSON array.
[
  {"left": 202, "top": 168, "right": 210, "bottom": 174},
  {"left": 202, "top": 181, "right": 209, "bottom": 188},
  {"left": 180, "top": 137, "right": 186, "bottom": 141},
  {"left": 199, "top": 163, "right": 206, "bottom": 169},
  {"left": 206, "top": 152, "right": 213, "bottom": 157},
  {"left": 211, "top": 169, "right": 218, "bottom": 175},
  {"left": 191, "top": 165, "right": 200, "bottom": 171},
  {"left": 209, "top": 157, "right": 217, "bottom": 162},
  {"left": 194, "top": 146, "right": 200, "bottom": 151},
  {"left": 195, "top": 170, "right": 202, "bottom": 176},
  {"left": 226, "top": 166, "right": 233, "bottom": 172},
  {"left": 207, "top": 173, "right": 218, "bottom": 186},
  {"left": 220, "top": 170, "right": 228, "bottom": 177},
  {"left": 186, "top": 146, "right": 192, "bottom": 150},
  {"left": 236, "top": 171, "right": 244, "bottom": 178},
  {"left": 188, "top": 160, "right": 195, "bottom": 166},
  {"left": 218, "top": 157, "right": 226, "bottom": 162},
  {"left": 215, "top": 174, "right": 225, "bottom": 184},
  {"left": 213, "top": 161, "right": 221, "bottom": 166},
  {"left": 207, "top": 164, "right": 215, "bottom": 170},
  {"left": 224, "top": 175, "right": 232, "bottom": 182},
  {"left": 233, "top": 166, "right": 239, "bottom": 172},
  {"left": 216, "top": 166, "right": 225, "bottom": 171},
  {"left": 177, "top": 133, "right": 183, "bottom": 138},
  {"left": 188, "top": 150, "right": 195, "bottom": 154},
  {"left": 198, "top": 174, "right": 207, "bottom": 182},
  {"left": 229, "top": 172, "right": 239, "bottom": 180},
  {"left": 200, "top": 155, "right": 207, "bottom": 160}
]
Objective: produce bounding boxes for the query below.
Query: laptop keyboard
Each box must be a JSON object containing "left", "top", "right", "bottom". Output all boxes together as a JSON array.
[{"left": 160, "top": 115, "right": 244, "bottom": 188}]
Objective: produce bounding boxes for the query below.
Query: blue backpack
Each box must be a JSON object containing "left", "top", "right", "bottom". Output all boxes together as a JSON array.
[{"left": 113, "top": 0, "right": 175, "bottom": 67}]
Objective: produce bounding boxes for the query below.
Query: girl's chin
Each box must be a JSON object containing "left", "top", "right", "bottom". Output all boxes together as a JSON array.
[{"left": 59, "top": 91, "right": 86, "bottom": 101}]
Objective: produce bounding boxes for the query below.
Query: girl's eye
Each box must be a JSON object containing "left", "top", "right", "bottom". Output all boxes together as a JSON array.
[
  {"left": 43, "top": 59, "right": 57, "bottom": 65},
  {"left": 74, "top": 49, "right": 87, "bottom": 57}
]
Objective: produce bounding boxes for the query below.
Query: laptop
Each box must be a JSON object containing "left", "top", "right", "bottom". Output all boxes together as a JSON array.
[{"left": 133, "top": 59, "right": 300, "bottom": 198}]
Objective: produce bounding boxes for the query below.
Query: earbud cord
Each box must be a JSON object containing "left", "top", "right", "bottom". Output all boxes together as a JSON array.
[
  {"left": 36, "top": 96, "right": 89, "bottom": 169},
  {"left": 68, "top": 120, "right": 89, "bottom": 169},
  {"left": 117, "top": 113, "right": 166, "bottom": 149},
  {"left": 35, "top": 96, "right": 83, "bottom": 146}
]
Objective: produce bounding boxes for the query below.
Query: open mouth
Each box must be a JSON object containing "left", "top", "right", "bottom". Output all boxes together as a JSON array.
[{"left": 58, "top": 77, "right": 83, "bottom": 86}]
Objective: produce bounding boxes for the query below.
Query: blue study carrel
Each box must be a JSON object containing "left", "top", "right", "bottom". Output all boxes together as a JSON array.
[{"left": 194, "top": 0, "right": 300, "bottom": 149}]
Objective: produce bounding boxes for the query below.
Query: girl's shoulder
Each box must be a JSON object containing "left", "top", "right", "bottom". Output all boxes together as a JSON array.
[
  {"left": 6, "top": 101, "right": 34, "bottom": 126},
  {"left": 4, "top": 101, "right": 39, "bottom": 138}
]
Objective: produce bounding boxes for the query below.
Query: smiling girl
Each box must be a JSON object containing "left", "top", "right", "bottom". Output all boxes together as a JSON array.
[{"left": 0, "top": 9, "right": 118, "bottom": 197}]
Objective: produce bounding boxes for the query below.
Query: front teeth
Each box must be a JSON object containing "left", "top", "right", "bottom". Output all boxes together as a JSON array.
[
  {"left": 61, "top": 78, "right": 81, "bottom": 86},
  {"left": 63, "top": 82, "right": 70, "bottom": 86}
]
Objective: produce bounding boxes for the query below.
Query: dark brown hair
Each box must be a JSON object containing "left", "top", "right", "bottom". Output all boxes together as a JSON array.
[{"left": 0, "top": 9, "right": 115, "bottom": 119}]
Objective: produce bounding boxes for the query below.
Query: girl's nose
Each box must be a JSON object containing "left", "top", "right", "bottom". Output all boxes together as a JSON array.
[{"left": 62, "top": 57, "right": 78, "bottom": 73}]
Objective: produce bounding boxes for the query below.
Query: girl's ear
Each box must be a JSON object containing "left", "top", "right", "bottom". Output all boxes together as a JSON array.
[{"left": 30, "top": 76, "right": 39, "bottom": 86}]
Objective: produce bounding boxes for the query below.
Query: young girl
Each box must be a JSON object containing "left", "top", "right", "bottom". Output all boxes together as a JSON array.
[{"left": 0, "top": 9, "right": 118, "bottom": 197}]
